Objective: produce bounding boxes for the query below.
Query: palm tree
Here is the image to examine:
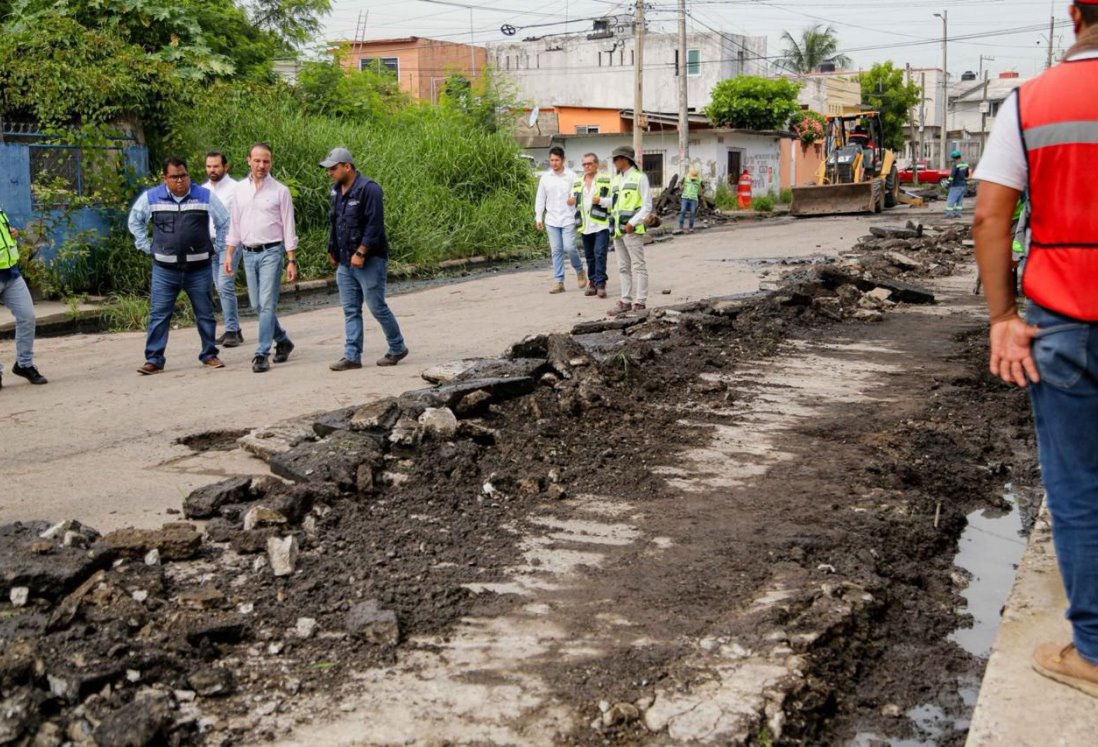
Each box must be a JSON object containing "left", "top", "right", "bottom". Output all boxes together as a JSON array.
[{"left": 776, "top": 24, "right": 852, "bottom": 74}]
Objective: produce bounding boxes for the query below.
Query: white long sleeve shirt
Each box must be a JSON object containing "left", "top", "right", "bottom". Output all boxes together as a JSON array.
[
  {"left": 203, "top": 175, "right": 237, "bottom": 240},
  {"left": 534, "top": 168, "right": 577, "bottom": 228}
]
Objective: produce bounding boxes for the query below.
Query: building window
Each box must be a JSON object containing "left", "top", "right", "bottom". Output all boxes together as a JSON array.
[
  {"left": 643, "top": 152, "right": 664, "bottom": 188},
  {"left": 575, "top": 125, "right": 600, "bottom": 134},
  {"left": 506, "top": 55, "right": 510, "bottom": 70},
  {"left": 598, "top": 52, "right": 602, "bottom": 67},
  {"left": 360, "top": 57, "right": 399, "bottom": 77},
  {"left": 738, "top": 50, "right": 745, "bottom": 71},
  {"left": 687, "top": 48, "right": 701, "bottom": 76},
  {"left": 988, "top": 100, "right": 1001, "bottom": 118}
]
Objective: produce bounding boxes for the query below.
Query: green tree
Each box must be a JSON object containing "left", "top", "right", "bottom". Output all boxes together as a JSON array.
[
  {"left": 296, "top": 52, "right": 406, "bottom": 120},
  {"left": 440, "top": 68, "right": 523, "bottom": 133},
  {"left": 860, "top": 62, "right": 921, "bottom": 151},
  {"left": 776, "top": 24, "right": 851, "bottom": 74},
  {"left": 249, "top": 0, "right": 331, "bottom": 49},
  {"left": 704, "top": 76, "right": 803, "bottom": 131}
]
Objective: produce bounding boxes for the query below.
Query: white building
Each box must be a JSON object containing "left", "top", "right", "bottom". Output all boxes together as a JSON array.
[{"left": 486, "top": 24, "right": 766, "bottom": 113}]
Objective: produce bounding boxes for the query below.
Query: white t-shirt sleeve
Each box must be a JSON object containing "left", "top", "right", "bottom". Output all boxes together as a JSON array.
[{"left": 973, "top": 91, "right": 1027, "bottom": 191}]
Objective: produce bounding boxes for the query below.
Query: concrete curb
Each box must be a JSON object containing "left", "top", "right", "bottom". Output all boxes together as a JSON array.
[{"left": 967, "top": 505, "right": 1098, "bottom": 744}]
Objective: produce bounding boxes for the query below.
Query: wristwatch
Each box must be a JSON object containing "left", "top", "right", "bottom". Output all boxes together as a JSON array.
[{"left": 286, "top": 259, "right": 297, "bottom": 266}]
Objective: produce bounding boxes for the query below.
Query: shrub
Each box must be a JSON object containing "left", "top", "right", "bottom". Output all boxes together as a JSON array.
[
  {"left": 713, "top": 181, "right": 737, "bottom": 210},
  {"left": 752, "top": 195, "right": 776, "bottom": 213},
  {"left": 779, "top": 188, "right": 794, "bottom": 204}
]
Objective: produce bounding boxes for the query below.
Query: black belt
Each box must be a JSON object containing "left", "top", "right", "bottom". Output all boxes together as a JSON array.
[{"left": 243, "top": 242, "right": 282, "bottom": 251}]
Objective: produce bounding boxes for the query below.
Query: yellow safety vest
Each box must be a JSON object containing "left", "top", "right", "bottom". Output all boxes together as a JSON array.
[
  {"left": 0, "top": 210, "right": 19, "bottom": 271},
  {"left": 571, "top": 173, "right": 612, "bottom": 231},
  {"left": 611, "top": 167, "right": 646, "bottom": 238}
]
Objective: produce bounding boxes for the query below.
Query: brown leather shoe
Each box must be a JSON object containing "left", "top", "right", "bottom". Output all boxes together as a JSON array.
[
  {"left": 203, "top": 356, "right": 225, "bottom": 369},
  {"left": 633, "top": 303, "right": 647, "bottom": 312},
  {"left": 584, "top": 285, "right": 597, "bottom": 296},
  {"left": 607, "top": 300, "right": 632, "bottom": 317},
  {"left": 137, "top": 362, "right": 163, "bottom": 375},
  {"left": 376, "top": 349, "right": 409, "bottom": 367},
  {"left": 576, "top": 270, "right": 587, "bottom": 289},
  {"left": 1033, "top": 642, "right": 1098, "bottom": 698},
  {"left": 596, "top": 285, "right": 607, "bottom": 298}
]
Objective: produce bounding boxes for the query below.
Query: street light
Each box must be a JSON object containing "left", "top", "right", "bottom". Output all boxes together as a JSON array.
[{"left": 934, "top": 10, "right": 949, "bottom": 171}]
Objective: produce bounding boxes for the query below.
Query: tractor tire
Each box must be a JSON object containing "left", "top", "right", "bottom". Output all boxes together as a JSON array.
[{"left": 884, "top": 164, "right": 899, "bottom": 208}]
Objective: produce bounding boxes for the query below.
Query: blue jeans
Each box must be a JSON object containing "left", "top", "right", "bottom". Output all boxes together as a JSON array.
[
  {"left": 212, "top": 247, "right": 241, "bottom": 332},
  {"left": 581, "top": 230, "right": 609, "bottom": 288},
  {"left": 242, "top": 245, "right": 289, "bottom": 358},
  {"left": 1027, "top": 301, "right": 1098, "bottom": 664},
  {"left": 679, "top": 197, "right": 698, "bottom": 229},
  {"left": 946, "top": 185, "right": 965, "bottom": 215},
  {"left": 336, "top": 260, "right": 406, "bottom": 363},
  {"left": 546, "top": 224, "right": 582, "bottom": 283},
  {"left": 0, "top": 273, "right": 35, "bottom": 374},
  {"left": 146, "top": 263, "right": 217, "bottom": 368}
]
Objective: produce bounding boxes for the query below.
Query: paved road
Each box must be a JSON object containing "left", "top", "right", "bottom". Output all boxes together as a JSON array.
[{"left": 0, "top": 215, "right": 873, "bottom": 531}]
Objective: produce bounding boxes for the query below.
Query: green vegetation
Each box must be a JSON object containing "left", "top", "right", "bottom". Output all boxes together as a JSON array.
[
  {"left": 751, "top": 195, "right": 776, "bottom": 213},
  {"left": 778, "top": 188, "right": 794, "bottom": 205},
  {"left": 860, "top": 62, "right": 922, "bottom": 151},
  {"left": 776, "top": 24, "right": 851, "bottom": 74},
  {"left": 704, "top": 77, "right": 803, "bottom": 131},
  {"left": 713, "top": 181, "right": 737, "bottom": 210}
]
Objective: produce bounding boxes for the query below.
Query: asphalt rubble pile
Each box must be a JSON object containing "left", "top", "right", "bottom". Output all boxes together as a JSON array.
[{"left": 0, "top": 221, "right": 979, "bottom": 746}]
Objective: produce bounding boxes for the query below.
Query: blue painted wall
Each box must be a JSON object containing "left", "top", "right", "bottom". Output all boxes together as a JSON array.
[{"left": 0, "top": 140, "right": 148, "bottom": 263}]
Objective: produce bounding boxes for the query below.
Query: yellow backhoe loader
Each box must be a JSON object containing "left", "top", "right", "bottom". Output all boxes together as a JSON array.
[{"left": 791, "top": 112, "right": 900, "bottom": 217}]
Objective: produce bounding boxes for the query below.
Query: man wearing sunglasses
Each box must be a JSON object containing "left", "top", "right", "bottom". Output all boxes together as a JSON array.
[{"left": 567, "top": 153, "right": 612, "bottom": 298}]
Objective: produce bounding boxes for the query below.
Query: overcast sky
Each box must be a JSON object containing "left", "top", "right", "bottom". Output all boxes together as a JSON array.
[{"left": 323, "top": 0, "right": 1074, "bottom": 79}]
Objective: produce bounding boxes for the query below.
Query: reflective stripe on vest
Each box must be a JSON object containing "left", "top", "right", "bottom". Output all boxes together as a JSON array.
[
  {"left": 148, "top": 185, "right": 215, "bottom": 269},
  {"left": 611, "top": 168, "right": 646, "bottom": 238},
  {"left": 1019, "top": 57, "right": 1098, "bottom": 320},
  {"left": 0, "top": 211, "right": 18, "bottom": 270},
  {"left": 572, "top": 174, "right": 611, "bottom": 231}
]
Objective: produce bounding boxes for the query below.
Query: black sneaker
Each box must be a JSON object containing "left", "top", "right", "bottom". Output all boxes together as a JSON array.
[
  {"left": 273, "top": 339, "right": 294, "bottom": 363},
  {"left": 330, "top": 358, "right": 363, "bottom": 371},
  {"left": 252, "top": 355, "right": 270, "bottom": 373},
  {"left": 376, "top": 349, "right": 409, "bottom": 367},
  {"left": 12, "top": 363, "right": 48, "bottom": 385},
  {"left": 218, "top": 330, "right": 244, "bottom": 348}
]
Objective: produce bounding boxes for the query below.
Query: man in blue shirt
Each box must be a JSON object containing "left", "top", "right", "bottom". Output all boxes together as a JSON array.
[
  {"left": 320, "top": 147, "right": 408, "bottom": 371},
  {"left": 0, "top": 205, "right": 48, "bottom": 389},
  {"left": 127, "top": 156, "right": 230, "bottom": 374}
]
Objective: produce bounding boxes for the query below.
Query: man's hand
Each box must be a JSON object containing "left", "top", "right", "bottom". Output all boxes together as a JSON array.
[
  {"left": 286, "top": 260, "right": 298, "bottom": 283},
  {"left": 592, "top": 195, "right": 601, "bottom": 205},
  {"left": 566, "top": 195, "right": 576, "bottom": 207},
  {"left": 624, "top": 223, "right": 635, "bottom": 234},
  {"left": 223, "top": 250, "right": 235, "bottom": 277},
  {"left": 989, "top": 316, "right": 1040, "bottom": 387},
  {"left": 536, "top": 221, "right": 544, "bottom": 232},
  {"left": 351, "top": 251, "right": 365, "bottom": 269},
  {"left": 9, "top": 228, "right": 18, "bottom": 239},
  {"left": 327, "top": 254, "right": 338, "bottom": 268}
]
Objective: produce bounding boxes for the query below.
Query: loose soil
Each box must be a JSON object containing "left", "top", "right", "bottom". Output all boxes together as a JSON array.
[{"left": 0, "top": 222, "right": 1040, "bottom": 746}]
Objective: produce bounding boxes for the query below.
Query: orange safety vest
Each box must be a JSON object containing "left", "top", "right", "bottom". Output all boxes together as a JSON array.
[{"left": 1019, "top": 57, "right": 1098, "bottom": 320}]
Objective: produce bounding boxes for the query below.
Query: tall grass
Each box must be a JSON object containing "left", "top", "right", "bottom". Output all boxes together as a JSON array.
[{"left": 169, "top": 83, "right": 540, "bottom": 272}]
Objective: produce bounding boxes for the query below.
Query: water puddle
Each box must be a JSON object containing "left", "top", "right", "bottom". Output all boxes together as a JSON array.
[{"left": 851, "top": 485, "right": 1033, "bottom": 745}]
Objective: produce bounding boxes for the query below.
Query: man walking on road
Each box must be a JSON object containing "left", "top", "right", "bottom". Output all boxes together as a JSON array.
[
  {"left": 203, "top": 151, "right": 243, "bottom": 347},
  {"left": 0, "top": 204, "right": 48, "bottom": 388},
  {"left": 609, "top": 145, "right": 652, "bottom": 314},
  {"left": 973, "top": 0, "right": 1098, "bottom": 699},
  {"left": 127, "top": 156, "right": 229, "bottom": 374},
  {"left": 224, "top": 143, "right": 298, "bottom": 374},
  {"left": 568, "top": 153, "right": 612, "bottom": 299},
  {"left": 320, "top": 147, "right": 409, "bottom": 371},
  {"left": 535, "top": 146, "right": 586, "bottom": 294},
  {"left": 945, "top": 150, "right": 970, "bottom": 218}
]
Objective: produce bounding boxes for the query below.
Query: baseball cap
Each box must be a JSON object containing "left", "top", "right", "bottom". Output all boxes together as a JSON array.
[{"left": 319, "top": 147, "right": 354, "bottom": 168}]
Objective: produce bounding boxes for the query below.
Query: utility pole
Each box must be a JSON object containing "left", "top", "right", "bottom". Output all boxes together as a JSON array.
[
  {"left": 633, "top": 0, "right": 645, "bottom": 161},
  {"left": 677, "top": 0, "right": 688, "bottom": 175},
  {"left": 934, "top": 10, "right": 949, "bottom": 171},
  {"left": 906, "top": 63, "right": 920, "bottom": 185},
  {"left": 980, "top": 73, "right": 991, "bottom": 158},
  {"left": 919, "top": 71, "right": 927, "bottom": 173},
  {"left": 978, "top": 54, "right": 995, "bottom": 82},
  {"left": 1047, "top": 12, "right": 1056, "bottom": 69}
]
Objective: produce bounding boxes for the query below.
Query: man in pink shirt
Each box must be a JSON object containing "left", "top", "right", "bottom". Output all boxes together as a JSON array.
[{"left": 224, "top": 143, "right": 299, "bottom": 373}]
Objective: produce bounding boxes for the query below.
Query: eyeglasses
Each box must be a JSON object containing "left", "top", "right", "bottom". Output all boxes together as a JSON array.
[
  {"left": 582, "top": 161, "right": 597, "bottom": 167},
  {"left": 166, "top": 174, "right": 190, "bottom": 181}
]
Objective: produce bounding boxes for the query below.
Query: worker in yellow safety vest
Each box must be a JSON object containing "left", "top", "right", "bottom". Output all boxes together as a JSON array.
[
  {"left": 567, "top": 153, "right": 613, "bottom": 298},
  {"left": 0, "top": 205, "right": 48, "bottom": 388},
  {"left": 608, "top": 145, "right": 652, "bottom": 314}
]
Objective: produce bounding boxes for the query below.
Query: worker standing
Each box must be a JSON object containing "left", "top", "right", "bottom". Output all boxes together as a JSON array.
[
  {"left": 567, "top": 153, "right": 612, "bottom": 298},
  {"left": 0, "top": 204, "right": 48, "bottom": 388},
  {"left": 678, "top": 167, "right": 702, "bottom": 233},
  {"left": 973, "top": 0, "right": 1098, "bottom": 699},
  {"left": 945, "top": 150, "right": 970, "bottom": 218},
  {"left": 608, "top": 145, "right": 652, "bottom": 314}
]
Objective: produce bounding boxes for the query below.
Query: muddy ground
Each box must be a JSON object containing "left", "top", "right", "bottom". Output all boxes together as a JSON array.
[{"left": 0, "top": 222, "right": 1039, "bottom": 746}]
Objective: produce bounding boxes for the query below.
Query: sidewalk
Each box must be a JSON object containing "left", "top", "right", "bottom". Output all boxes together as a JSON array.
[{"left": 967, "top": 508, "right": 1098, "bottom": 745}]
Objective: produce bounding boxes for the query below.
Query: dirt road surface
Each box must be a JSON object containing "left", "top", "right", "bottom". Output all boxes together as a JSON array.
[
  {"left": 0, "top": 213, "right": 1038, "bottom": 745},
  {"left": 1, "top": 218, "right": 854, "bottom": 531}
]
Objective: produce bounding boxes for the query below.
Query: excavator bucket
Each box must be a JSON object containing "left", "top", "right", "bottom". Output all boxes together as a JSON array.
[{"left": 790, "top": 181, "right": 881, "bottom": 217}]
